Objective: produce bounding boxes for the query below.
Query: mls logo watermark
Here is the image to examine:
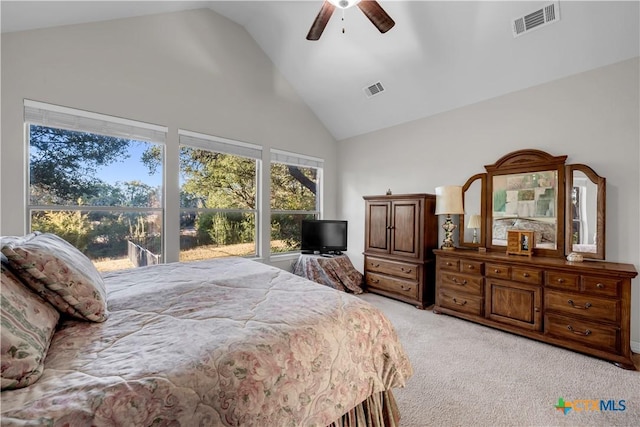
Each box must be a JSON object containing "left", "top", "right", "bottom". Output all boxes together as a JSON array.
[{"left": 555, "top": 397, "right": 627, "bottom": 415}]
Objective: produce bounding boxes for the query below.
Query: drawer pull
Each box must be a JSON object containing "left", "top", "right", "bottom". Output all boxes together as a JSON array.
[
  {"left": 567, "top": 299, "right": 592, "bottom": 310},
  {"left": 400, "top": 285, "right": 411, "bottom": 291},
  {"left": 372, "top": 279, "right": 380, "bottom": 284},
  {"left": 452, "top": 298, "right": 467, "bottom": 306},
  {"left": 556, "top": 278, "right": 565, "bottom": 283},
  {"left": 370, "top": 263, "right": 380, "bottom": 268},
  {"left": 467, "top": 264, "right": 474, "bottom": 269},
  {"left": 567, "top": 325, "right": 592, "bottom": 336},
  {"left": 494, "top": 269, "right": 501, "bottom": 273},
  {"left": 452, "top": 277, "right": 468, "bottom": 286},
  {"left": 446, "top": 262, "right": 453, "bottom": 266},
  {"left": 523, "top": 273, "right": 530, "bottom": 278},
  {"left": 400, "top": 267, "right": 412, "bottom": 273},
  {"left": 596, "top": 283, "right": 604, "bottom": 289}
]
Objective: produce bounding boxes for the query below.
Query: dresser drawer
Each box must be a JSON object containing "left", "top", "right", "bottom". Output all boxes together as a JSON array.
[
  {"left": 544, "top": 290, "right": 619, "bottom": 323},
  {"left": 545, "top": 313, "right": 619, "bottom": 353},
  {"left": 440, "top": 272, "right": 483, "bottom": 296},
  {"left": 486, "top": 263, "right": 510, "bottom": 280},
  {"left": 511, "top": 266, "right": 542, "bottom": 285},
  {"left": 546, "top": 271, "right": 580, "bottom": 291},
  {"left": 438, "top": 289, "right": 482, "bottom": 316},
  {"left": 366, "top": 272, "right": 418, "bottom": 299},
  {"left": 439, "top": 257, "right": 460, "bottom": 272},
  {"left": 365, "top": 257, "right": 418, "bottom": 280},
  {"left": 460, "top": 260, "right": 483, "bottom": 275},
  {"left": 582, "top": 276, "right": 620, "bottom": 298}
]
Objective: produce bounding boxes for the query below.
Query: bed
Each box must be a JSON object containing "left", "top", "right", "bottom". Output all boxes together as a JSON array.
[
  {"left": 1, "top": 233, "right": 412, "bottom": 426},
  {"left": 491, "top": 217, "right": 556, "bottom": 249}
]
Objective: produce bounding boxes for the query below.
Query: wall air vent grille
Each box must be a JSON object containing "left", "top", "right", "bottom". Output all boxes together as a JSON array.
[
  {"left": 512, "top": 2, "right": 560, "bottom": 38},
  {"left": 364, "top": 82, "right": 385, "bottom": 98}
]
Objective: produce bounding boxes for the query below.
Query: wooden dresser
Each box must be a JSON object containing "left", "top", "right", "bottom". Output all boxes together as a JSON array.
[
  {"left": 363, "top": 194, "right": 438, "bottom": 309},
  {"left": 434, "top": 249, "right": 638, "bottom": 369}
]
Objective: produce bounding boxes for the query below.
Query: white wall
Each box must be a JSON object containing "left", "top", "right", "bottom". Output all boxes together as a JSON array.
[
  {"left": 0, "top": 8, "right": 338, "bottom": 266},
  {"left": 337, "top": 58, "right": 640, "bottom": 349}
]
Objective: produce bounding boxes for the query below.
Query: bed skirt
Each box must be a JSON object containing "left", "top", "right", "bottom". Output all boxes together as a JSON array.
[{"left": 328, "top": 389, "right": 400, "bottom": 427}]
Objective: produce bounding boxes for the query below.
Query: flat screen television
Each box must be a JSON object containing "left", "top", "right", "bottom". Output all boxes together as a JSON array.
[{"left": 301, "top": 220, "right": 348, "bottom": 254}]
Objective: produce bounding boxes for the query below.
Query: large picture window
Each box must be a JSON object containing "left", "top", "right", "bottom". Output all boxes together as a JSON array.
[
  {"left": 270, "top": 149, "right": 323, "bottom": 254},
  {"left": 178, "top": 130, "right": 261, "bottom": 261},
  {"left": 25, "top": 100, "right": 166, "bottom": 272}
]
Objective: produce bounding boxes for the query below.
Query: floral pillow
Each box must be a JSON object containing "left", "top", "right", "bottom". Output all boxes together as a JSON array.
[
  {"left": 1, "top": 259, "right": 60, "bottom": 390},
  {"left": 1, "top": 233, "right": 108, "bottom": 322}
]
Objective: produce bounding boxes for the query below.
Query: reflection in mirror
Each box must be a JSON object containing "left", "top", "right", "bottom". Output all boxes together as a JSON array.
[
  {"left": 459, "top": 174, "right": 486, "bottom": 248},
  {"left": 566, "top": 164, "right": 605, "bottom": 260},
  {"left": 491, "top": 171, "right": 558, "bottom": 250}
]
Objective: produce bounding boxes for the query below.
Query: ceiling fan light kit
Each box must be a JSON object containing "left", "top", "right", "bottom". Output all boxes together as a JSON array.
[
  {"left": 328, "top": 0, "right": 360, "bottom": 8},
  {"left": 306, "top": 0, "right": 395, "bottom": 41}
]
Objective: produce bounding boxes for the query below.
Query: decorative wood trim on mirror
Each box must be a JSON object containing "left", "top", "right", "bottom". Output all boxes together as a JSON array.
[
  {"left": 485, "top": 149, "right": 567, "bottom": 258},
  {"left": 565, "top": 164, "right": 606, "bottom": 260},
  {"left": 458, "top": 173, "right": 487, "bottom": 248}
]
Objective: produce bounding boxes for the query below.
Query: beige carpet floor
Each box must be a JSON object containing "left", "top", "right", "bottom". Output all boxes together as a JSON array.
[{"left": 360, "top": 292, "right": 640, "bottom": 427}]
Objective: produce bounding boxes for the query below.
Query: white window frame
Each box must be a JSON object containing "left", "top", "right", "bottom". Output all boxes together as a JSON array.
[
  {"left": 269, "top": 149, "right": 324, "bottom": 254},
  {"left": 178, "top": 129, "right": 262, "bottom": 259},
  {"left": 24, "top": 99, "right": 167, "bottom": 263}
]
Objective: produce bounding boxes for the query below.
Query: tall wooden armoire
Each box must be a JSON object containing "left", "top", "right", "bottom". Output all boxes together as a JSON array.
[{"left": 363, "top": 193, "right": 438, "bottom": 308}]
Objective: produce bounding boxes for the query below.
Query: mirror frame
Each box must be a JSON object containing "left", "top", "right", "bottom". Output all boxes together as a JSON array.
[
  {"left": 459, "top": 173, "right": 487, "bottom": 248},
  {"left": 565, "top": 164, "right": 606, "bottom": 260},
  {"left": 484, "top": 149, "right": 567, "bottom": 258}
]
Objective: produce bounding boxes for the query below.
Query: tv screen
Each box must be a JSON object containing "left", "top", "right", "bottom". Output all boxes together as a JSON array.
[{"left": 301, "top": 220, "right": 348, "bottom": 254}]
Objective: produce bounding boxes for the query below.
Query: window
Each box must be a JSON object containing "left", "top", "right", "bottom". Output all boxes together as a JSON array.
[
  {"left": 25, "top": 100, "right": 166, "bottom": 272},
  {"left": 270, "top": 149, "right": 323, "bottom": 254},
  {"left": 178, "top": 130, "right": 261, "bottom": 261}
]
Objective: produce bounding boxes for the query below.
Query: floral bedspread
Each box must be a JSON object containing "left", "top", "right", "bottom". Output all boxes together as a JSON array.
[{"left": 1, "top": 257, "right": 412, "bottom": 426}]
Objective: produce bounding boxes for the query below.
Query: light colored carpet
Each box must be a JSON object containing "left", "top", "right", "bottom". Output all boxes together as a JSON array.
[{"left": 359, "top": 292, "right": 640, "bottom": 427}]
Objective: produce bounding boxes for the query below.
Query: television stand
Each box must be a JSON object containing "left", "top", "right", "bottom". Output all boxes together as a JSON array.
[{"left": 292, "top": 254, "right": 364, "bottom": 294}]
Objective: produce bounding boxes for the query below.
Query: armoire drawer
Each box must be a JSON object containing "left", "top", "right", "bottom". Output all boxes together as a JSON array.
[
  {"left": 365, "top": 272, "right": 418, "bottom": 299},
  {"left": 365, "top": 256, "right": 419, "bottom": 281}
]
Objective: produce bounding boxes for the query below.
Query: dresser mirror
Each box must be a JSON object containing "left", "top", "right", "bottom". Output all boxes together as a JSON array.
[
  {"left": 459, "top": 173, "right": 486, "bottom": 248},
  {"left": 565, "top": 164, "right": 605, "bottom": 260},
  {"left": 458, "top": 149, "right": 606, "bottom": 259},
  {"left": 485, "top": 150, "right": 567, "bottom": 258}
]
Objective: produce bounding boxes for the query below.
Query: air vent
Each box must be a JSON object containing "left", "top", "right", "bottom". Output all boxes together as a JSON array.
[
  {"left": 512, "top": 2, "right": 560, "bottom": 38},
  {"left": 364, "top": 82, "right": 385, "bottom": 98}
]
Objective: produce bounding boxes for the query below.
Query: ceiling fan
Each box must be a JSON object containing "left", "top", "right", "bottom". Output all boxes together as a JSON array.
[{"left": 306, "top": 0, "right": 395, "bottom": 41}]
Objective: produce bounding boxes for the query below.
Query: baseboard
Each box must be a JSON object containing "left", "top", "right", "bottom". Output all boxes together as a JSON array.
[{"left": 632, "top": 340, "right": 640, "bottom": 353}]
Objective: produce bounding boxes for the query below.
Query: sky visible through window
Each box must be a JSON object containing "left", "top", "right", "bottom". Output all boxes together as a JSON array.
[{"left": 98, "top": 141, "right": 162, "bottom": 187}]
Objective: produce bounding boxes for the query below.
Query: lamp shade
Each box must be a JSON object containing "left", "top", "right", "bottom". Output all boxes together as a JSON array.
[
  {"left": 467, "top": 214, "right": 482, "bottom": 229},
  {"left": 435, "top": 186, "right": 464, "bottom": 215}
]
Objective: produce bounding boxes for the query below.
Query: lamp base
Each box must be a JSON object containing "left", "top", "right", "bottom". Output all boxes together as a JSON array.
[{"left": 440, "top": 214, "right": 457, "bottom": 251}]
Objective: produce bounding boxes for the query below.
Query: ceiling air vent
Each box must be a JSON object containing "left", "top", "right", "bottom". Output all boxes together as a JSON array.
[
  {"left": 512, "top": 2, "right": 560, "bottom": 38},
  {"left": 364, "top": 81, "right": 385, "bottom": 98}
]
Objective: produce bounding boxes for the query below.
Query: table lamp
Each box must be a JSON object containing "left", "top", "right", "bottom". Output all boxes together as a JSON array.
[
  {"left": 467, "top": 214, "right": 482, "bottom": 244},
  {"left": 435, "top": 185, "right": 464, "bottom": 250}
]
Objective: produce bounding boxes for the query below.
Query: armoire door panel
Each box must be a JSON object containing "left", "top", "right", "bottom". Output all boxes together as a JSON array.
[
  {"left": 391, "top": 202, "right": 420, "bottom": 257},
  {"left": 367, "top": 203, "right": 390, "bottom": 252}
]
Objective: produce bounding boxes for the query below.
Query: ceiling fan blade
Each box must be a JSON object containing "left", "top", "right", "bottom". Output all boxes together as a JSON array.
[
  {"left": 357, "top": 1, "right": 395, "bottom": 34},
  {"left": 306, "top": 1, "right": 336, "bottom": 41}
]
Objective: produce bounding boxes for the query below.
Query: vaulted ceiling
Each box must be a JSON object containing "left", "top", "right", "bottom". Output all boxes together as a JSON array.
[{"left": 2, "top": 1, "right": 638, "bottom": 140}]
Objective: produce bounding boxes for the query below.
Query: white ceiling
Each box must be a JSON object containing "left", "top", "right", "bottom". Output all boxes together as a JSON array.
[{"left": 2, "top": 1, "right": 639, "bottom": 141}]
